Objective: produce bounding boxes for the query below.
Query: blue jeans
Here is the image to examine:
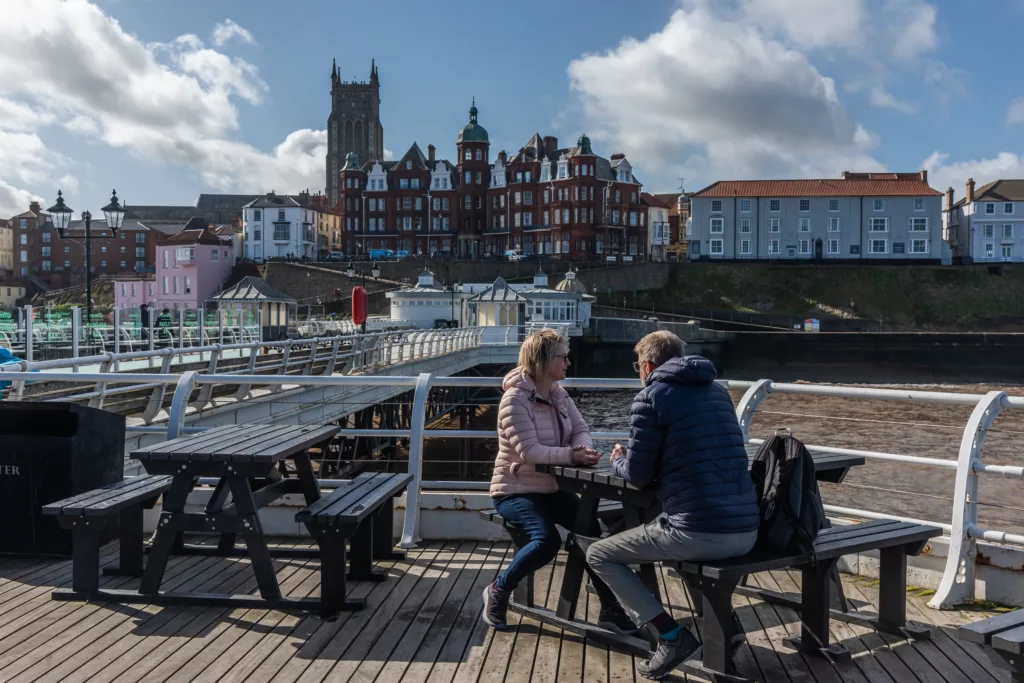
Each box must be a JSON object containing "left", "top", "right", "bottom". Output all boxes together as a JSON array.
[{"left": 493, "top": 490, "right": 617, "bottom": 607}]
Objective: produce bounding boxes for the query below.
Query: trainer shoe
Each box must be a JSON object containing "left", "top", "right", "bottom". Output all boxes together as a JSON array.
[
  {"left": 597, "top": 604, "right": 641, "bottom": 635},
  {"left": 481, "top": 580, "right": 511, "bottom": 630},
  {"left": 637, "top": 626, "right": 701, "bottom": 680}
]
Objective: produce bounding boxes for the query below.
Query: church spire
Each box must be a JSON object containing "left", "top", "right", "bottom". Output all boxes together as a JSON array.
[{"left": 370, "top": 58, "right": 379, "bottom": 85}]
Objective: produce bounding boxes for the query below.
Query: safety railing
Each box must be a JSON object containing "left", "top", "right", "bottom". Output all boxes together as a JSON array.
[{"left": 1, "top": 368, "right": 1021, "bottom": 609}]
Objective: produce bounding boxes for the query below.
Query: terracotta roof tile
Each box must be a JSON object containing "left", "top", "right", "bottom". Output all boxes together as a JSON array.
[{"left": 694, "top": 176, "right": 941, "bottom": 198}]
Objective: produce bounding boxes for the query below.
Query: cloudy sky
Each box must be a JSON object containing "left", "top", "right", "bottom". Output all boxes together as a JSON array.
[{"left": 1, "top": 0, "right": 1023, "bottom": 218}]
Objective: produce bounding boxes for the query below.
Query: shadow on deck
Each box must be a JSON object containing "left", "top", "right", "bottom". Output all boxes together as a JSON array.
[{"left": 0, "top": 540, "right": 1006, "bottom": 682}]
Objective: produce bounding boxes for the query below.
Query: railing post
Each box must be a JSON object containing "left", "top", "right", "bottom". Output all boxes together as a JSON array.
[
  {"left": 735, "top": 379, "right": 773, "bottom": 442},
  {"left": 23, "top": 305, "right": 33, "bottom": 363},
  {"left": 113, "top": 308, "right": 120, "bottom": 357},
  {"left": 71, "top": 306, "right": 81, "bottom": 366},
  {"left": 167, "top": 371, "right": 199, "bottom": 440},
  {"left": 324, "top": 338, "right": 341, "bottom": 375},
  {"left": 272, "top": 340, "right": 293, "bottom": 393},
  {"left": 141, "top": 350, "right": 175, "bottom": 423},
  {"left": 195, "top": 345, "right": 221, "bottom": 406},
  {"left": 233, "top": 345, "right": 259, "bottom": 400},
  {"left": 87, "top": 356, "right": 114, "bottom": 409},
  {"left": 400, "top": 372, "right": 434, "bottom": 548},
  {"left": 929, "top": 390, "right": 1008, "bottom": 609}
]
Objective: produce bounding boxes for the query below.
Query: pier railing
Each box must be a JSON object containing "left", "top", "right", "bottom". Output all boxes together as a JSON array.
[{"left": 0, "top": 368, "right": 1020, "bottom": 609}]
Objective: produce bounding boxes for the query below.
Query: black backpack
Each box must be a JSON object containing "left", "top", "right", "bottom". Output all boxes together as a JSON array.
[{"left": 749, "top": 431, "right": 826, "bottom": 557}]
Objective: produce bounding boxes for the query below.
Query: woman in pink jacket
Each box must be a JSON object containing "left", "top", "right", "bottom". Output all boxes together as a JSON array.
[{"left": 481, "top": 329, "right": 635, "bottom": 633}]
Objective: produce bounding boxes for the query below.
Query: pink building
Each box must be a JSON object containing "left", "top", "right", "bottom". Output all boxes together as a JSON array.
[
  {"left": 113, "top": 275, "right": 156, "bottom": 310},
  {"left": 155, "top": 225, "right": 234, "bottom": 312}
]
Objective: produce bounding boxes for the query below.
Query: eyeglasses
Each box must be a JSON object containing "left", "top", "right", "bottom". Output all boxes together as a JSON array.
[
  {"left": 632, "top": 361, "right": 643, "bottom": 373},
  {"left": 556, "top": 354, "right": 570, "bottom": 361}
]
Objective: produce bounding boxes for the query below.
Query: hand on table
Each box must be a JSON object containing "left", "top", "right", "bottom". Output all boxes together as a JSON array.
[
  {"left": 610, "top": 443, "right": 626, "bottom": 464},
  {"left": 571, "top": 446, "right": 601, "bottom": 466}
]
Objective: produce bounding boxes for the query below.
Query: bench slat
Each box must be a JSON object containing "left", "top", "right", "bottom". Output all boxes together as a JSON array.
[
  {"left": 960, "top": 610, "right": 1024, "bottom": 644},
  {"left": 210, "top": 425, "right": 313, "bottom": 463},
  {"left": 82, "top": 477, "right": 173, "bottom": 516},
  {"left": 992, "top": 623, "right": 1024, "bottom": 655},
  {"left": 41, "top": 475, "right": 172, "bottom": 517},
  {"left": 299, "top": 473, "right": 389, "bottom": 520},
  {"left": 319, "top": 473, "right": 411, "bottom": 523}
]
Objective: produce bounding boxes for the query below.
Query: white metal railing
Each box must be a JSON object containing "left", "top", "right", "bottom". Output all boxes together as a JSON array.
[{"left": 1, "top": 368, "right": 1022, "bottom": 609}]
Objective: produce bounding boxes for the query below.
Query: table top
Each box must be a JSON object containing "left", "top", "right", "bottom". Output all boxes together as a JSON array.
[
  {"left": 132, "top": 423, "right": 340, "bottom": 464},
  {"left": 537, "top": 444, "right": 865, "bottom": 492}
]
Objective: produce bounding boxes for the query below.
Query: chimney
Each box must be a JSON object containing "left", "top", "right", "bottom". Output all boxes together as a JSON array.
[
  {"left": 29, "top": 201, "right": 41, "bottom": 214},
  {"left": 498, "top": 150, "right": 507, "bottom": 165},
  {"left": 841, "top": 171, "right": 850, "bottom": 179},
  {"left": 543, "top": 136, "right": 558, "bottom": 154},
  {"left": 946, "top": 187, "right": 954, "bottom": 211},
  {"left": 428, "top": 144, "right": 436, "bottom": 166},
  {"left": 966, "top": 178, "right": 976, "bottom": 204},
  {"left": 920, "top": 170, "right": 928, "bottom": 184}
]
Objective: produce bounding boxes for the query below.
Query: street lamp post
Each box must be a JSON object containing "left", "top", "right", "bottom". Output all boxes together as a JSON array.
[
  {"left": 450, "top": 279, "right": 462, "bottom": 327},
  {"left": 47, "top": 189, "right": 124, "bottom": 323}
]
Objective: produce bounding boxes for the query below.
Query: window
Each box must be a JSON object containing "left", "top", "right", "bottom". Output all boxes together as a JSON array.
[
  {"left": 799, "top": 240, "right": 810, "bottom": 255},
  {"left": 162, "top": 276, "right": 169, "bottom": 294},
  {"left": 464, "top": 196, "right": 472, "bottom": 209},
  {"left": 870, "top": 239, "right": 887, "bottom": 254},
  {"left": 873, "top": 199, "right": 885, "bottom": 211},
  {"left": 514, "top": 192, "right": 521, "bottom": 206},
  {"left": 475, "top": 149, "right": 482, "bottom": 161},
  {"left": 799, "top": 199, "right": 810, "bottom": 212},
  {"left": 914, "top": 198, "right": 925, "bottom": 211},
  {"left": 41, "top": 246, "right": 50, "bottom": 257},
  {"left": 443, "top": 198, "right": 450, "bottom": 210},
  {"left": 711, "top": 200, "right": 722, "bottom": 212},
  {"left": 827, "top": 239, "right": 840, "bottom": 254},
  {"left": 175, "top": 247, "right": 194, "bottom": 261},
  {"left": 829, "top": 199, "right": 839, "bottom": 212},
  {"left": 163, "top": 250, "right": 169, "bottom": 268},
  {"left": 770, "top": 199, "right": 781, "bottom": 212},
  {"left": 64, "top": 246, "right": 70, "bottom": 253},
  {"left": 910, "top": 217, "right": 928, "bottom": 232},
  {"left": 985, "top": 242, "right": 995, "bottom": 258},
  {"left": 799, "top": 218, "right": 810, "bottom": 232},
  {"left": 739, "top": 239, "right": 751, "bottom": 255},
  {"left": 273, "top": 223, "right": 289, "bottom": 240},
  {"left": 211, "top": 250, "right": 219, "bottom": 262},
  {"left": 768, "top": 240, "right": 780, "bottom": 254},
  {"left": 1005, "top": 203, "right": 1014, "bottom": 215},
  {"left": 173, "top": 276, "right": 179, "bottom": 294},
  {"left": 543, "top": 190, "right": 549, "bottom": 204},
  {"left": 911, "top": 239, "right": 929, "bottom": 254},
  {"left": 828, "top": 217, "right": 840, "bottom": 232},
  {"left": 739, "top": 219, "right": 751, "bottom": 233},
  {"left": 120, "top": 246, "right": 126, "bottom": 254},
  {"left": 184, "top": 276, "right": 191, "bottom": 294},
  {"left": 464, "top": 149, "right": 472, "bottom": 161},
  {"left": 710, "top": 239, "right": 724, "bottom": 255},
  {"left": 986, "top": 203, "right": 995, "bottom": 214},
  {"left": 42, "top": 260, "right": 51, "bottom": 271},
  {"left": 1004, "top": 224, "right": 1014, "bottom": 239},
  {"left": 254, "top": 209, "right": 261, "bottom": 221},
  {"left": 406, "top": 160, "right": 413, "bottom": 169},
  {"left": 278, "top": 209, "right": 285, "bottom": 221},
  {"left": 514, "top": 213, "right": 521, "bottom": 228},
  {"left": 19, "top": 234, "right": 26, "bottom": 245},
  {"left": 399, "top": 178, "right": 409, "bottom": 189},
  {"left": 982, "top": 224, "right": 995, "bottom": 238},
  {"left": 136, "top": 233, "right": 145, "bottom": 244},
  {"left": 739, "top": 199, "right": 751, "bottom": 212},
  {"left": 136, "top": 247, "right": 145, "bottom": 258},
  {"left": 464, "top": 171, "right": 472, "bottom": 183},
  {"left": 415, "top": 197, "right": 422, "bottom": 210},
  {"left": 524, "top": 191, "right": 533, "bottom": 205},
  {"left": 769, "top": 218, "right": 781, "bottom": 232},
  {"left": 710, "top": 218, "right": 724, "bottom": 233},
  {"left": 403, "top": 217, "right": 412, "bottom": 231},
  {"left": 869, "top": 218, "right": 888, "bottom": 232},
  {"left": 524, "top": 213, "right": 532, "bottom": 227},
  {"left": 41, "top": 232, "right": 51, "bottom": 243},
  {"left": 402, "top": 197, "right": 412, "bottom": 210},
  {"left": 475, "top": 172, "right": 482, "bottom": 184}
]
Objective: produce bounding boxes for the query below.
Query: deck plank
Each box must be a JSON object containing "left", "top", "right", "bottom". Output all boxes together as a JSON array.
[{"left": 0, "top": 540, "right": 1010, "bottom": 683}]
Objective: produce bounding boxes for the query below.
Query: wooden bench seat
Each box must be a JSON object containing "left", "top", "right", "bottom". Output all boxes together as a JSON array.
[
  {"left": 296, "top": 471, "right": 412, "bottom": 612},
  {"left": 676, "top": 519, "right": 941, "bottom": 682},
  {"left": 959, "top": 609, "right": 1024, "bottom": 682},
  {"left": 41, "top": 475, "right": 173, "bottom": 593}
]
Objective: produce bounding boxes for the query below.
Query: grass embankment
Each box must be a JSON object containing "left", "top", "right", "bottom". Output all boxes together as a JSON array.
[{"left": 631, "top": 264, "right": 1024, "bottom": 331}]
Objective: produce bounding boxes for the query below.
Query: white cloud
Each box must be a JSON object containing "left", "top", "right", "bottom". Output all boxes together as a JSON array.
[
  {"left": 739, "top": 0, "right": 867, "bottom": 51},
  {"left": 0, "top": 0, "right": 324, "bottom": 215},
  {"left": 922, "top": 151, "right": 1024, "bottom": 193},
  {"left": 883, "top": 0, "right": 937, "bottom": 60},
  {"left": 1007, "top": 98, "right": 1024, "bottom": 126},
  {"left": 211, "top": 19, "right": 256, "bottom": 48},
  {"left": 924, "top": 61, "right": 968, "bottom": 109},
  {"left": 868, "top": 86, "right": 916, "bottom": 114},
  {"left": 0, "top": 177, "right": 42, "bottom": 218},
  {"left": 567, "top": 4, "right": 883, "bottom": 189}
]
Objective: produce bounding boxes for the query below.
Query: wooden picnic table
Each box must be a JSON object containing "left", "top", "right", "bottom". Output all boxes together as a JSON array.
[{"left": 513, "top": 447, "right": 866, "bottom": 653}]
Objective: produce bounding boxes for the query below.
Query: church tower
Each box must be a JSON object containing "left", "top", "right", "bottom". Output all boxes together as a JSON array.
[{"left": 326, "top": 59, "right": 384, "bottom": 203}]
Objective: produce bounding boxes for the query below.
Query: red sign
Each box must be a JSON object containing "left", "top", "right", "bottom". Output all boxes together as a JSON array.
[{"left": 352, "top": 286, "right": 367, "bottom": 325}]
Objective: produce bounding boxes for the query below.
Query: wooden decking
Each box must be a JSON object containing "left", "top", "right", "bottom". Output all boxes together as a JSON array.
[{"left": 0, "top": 539, "right": 1007, "bottom": 682}]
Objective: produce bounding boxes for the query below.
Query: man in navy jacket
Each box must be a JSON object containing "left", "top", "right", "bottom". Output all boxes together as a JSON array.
[{"left": 586, "top": 331, "right": 760, "bottom": 680}]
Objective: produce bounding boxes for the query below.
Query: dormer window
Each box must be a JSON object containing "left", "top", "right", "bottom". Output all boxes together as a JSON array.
[{"left": 406, "top": 161, "right": 412, "bottom": 170}]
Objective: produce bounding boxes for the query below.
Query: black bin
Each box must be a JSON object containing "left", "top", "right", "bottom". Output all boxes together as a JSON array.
[{"left": 0, "top": 402, "right": 125, "bottom": 555}]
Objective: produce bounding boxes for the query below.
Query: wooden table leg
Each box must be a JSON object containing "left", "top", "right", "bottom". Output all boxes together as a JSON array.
[
  {"left": 556, "top": 489, "right": 599, "bottom": 620},
  {"left": 783, "top": 559, "right": 850, "bottom": 662},
  {"left": 205, "top": 477, "right": 237, "bottom": 554},
  {"left": 140, "top": 474, "right": 194, "bottom": 595},
  {"left": 227, "top": 476, "right": 282, "bottom": 601}
]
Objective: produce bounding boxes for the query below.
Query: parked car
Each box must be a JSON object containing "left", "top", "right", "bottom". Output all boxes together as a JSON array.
[
  {"left": 369, "top": 248, "right": 395, "bottom": 260},
  {"left": 504, "top": 250, "right": 522, "bottom": 262},
  {"left": 327, "top": 251, "right": 345, "bottom": 261}
]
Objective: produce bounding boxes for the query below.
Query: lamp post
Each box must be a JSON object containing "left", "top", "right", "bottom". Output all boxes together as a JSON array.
[
  {"left": 47, "top": 189, "right": 125, "bottom": 323},
  {"left": 450, "top": 279, "right": 462, "bottom": 327}
]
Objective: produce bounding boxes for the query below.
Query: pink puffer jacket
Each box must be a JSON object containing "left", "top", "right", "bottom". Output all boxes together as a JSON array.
[{"left": 490, "top": 366, "right": 593, "bottom": 497}]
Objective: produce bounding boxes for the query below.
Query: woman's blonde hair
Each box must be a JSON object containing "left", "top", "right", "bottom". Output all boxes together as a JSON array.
[{"left": 518, "top": 328, "right": 566, "bottom": 379}]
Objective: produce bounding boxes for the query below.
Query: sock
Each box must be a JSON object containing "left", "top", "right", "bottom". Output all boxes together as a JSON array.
[{"left": 650, "top": 611, "right": 680, "bottom": 640}]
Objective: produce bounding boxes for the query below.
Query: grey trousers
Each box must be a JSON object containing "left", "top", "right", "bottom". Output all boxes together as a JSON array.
[{"left": 586, "top": 516, "right": 758, "bottom": 625}]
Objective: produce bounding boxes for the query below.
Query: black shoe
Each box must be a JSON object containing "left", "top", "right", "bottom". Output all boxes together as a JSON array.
[
  {"left": 637, "top": 627, "right": 701, "bottom": 680},
  {"left": 481, "top": 580, "right": 510, "bottom": 630},
  {"left": 597, "top": 604, "right": 640, "bottom": 635}
]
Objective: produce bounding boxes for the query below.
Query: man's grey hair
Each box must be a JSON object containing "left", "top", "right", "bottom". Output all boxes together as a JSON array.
[{"left": 634, "top": 330, "right": 686, "bottom": 368}]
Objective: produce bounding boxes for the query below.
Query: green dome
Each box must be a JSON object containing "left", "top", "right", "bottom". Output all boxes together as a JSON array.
[
  {"left": 457, "top": 99, "right": 489, "bottom": 144},
  {"left": 341, "top": 152, "right": 360, "bottom": 171}
]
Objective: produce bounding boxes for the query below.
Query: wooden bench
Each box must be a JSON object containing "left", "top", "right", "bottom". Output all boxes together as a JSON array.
[
  {"left": 676, "top": 519, "right": 941, "bottom": 682},
  {"left": 959, "top": 609, "right": 1024, "bottom": 682},
  {"left": 296, "top": 471, "right": 412, "bottom": 613},
  {"left": 479, "top": 500, "right": 625, "bottom": 606},
  {"left": 41, "top": 475, "right": 173, "bottom": 594}
]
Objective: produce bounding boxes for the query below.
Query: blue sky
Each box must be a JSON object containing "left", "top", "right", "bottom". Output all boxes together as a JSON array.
[{"left": 2, "top": 0, "right": 1024, "bottom": 218}]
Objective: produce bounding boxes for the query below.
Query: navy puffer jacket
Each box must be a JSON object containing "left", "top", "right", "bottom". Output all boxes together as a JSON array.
[{"left": 612, "top": 355, "right": 760, "bottom": 533}]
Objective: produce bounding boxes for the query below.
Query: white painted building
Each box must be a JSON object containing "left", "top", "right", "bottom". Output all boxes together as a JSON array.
[
  {"left": 242, "top": 193, "right": 317, "bottom": 262},
  {"left": 386, "top": 270, "right": 469, "bottom": 328},
  {"left": 945, "top": 179, "right": 1024, "bottom": 264},
  {"left": 642, "top": 193, "right": 671, "bottom": 261}
]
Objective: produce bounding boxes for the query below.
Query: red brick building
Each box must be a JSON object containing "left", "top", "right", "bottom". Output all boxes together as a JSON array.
[
  {"left": 336, "top": 102, "right": 648, "bottom": 261},
  {"left": 10, "top": 200, "right": 161, "bottom": 288}
]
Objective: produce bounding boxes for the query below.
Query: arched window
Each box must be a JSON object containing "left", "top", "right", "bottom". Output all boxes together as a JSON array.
[
  {"left": 474, "top": 149, "right": 482, "bottom": 160},
  {"left": 465, "top": 149, "right": 472, "bottom": 160}
]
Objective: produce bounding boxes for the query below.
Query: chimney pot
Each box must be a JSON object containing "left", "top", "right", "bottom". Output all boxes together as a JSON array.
[
  {"left": 543, "top": 136, "right": 558, "bottom": 154},
  {"left": 946, "top": 187, "right": 954, "bottom": 211},
  {"left": 428, "top": 144, "right": 436, "bottom": 165},
  {"left": 841, "top": 171, "right": 849, "bottom": 179},
  {"left": 920, "top": 170, "right": 928, "bottom": 184},
  {"left": 967, "top": 178, "right": 976, "bottom": 203}
]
